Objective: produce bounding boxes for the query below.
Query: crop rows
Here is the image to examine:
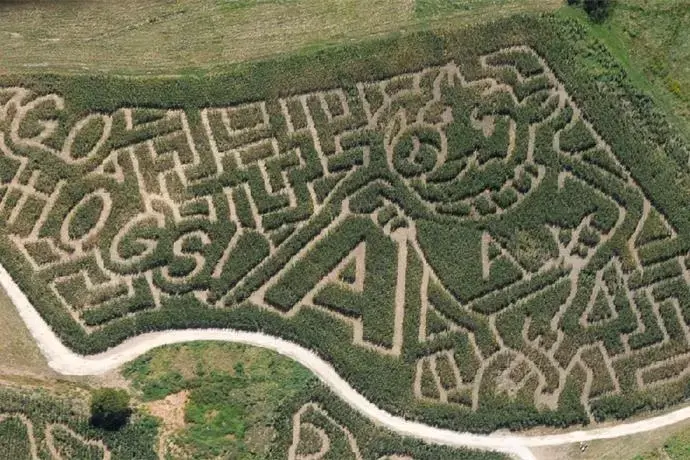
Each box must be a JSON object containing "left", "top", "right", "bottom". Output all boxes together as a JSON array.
[
  {"left": 0, "top": 387, "right": 157, "bottom": 459},
  {"left": 1, "top": 14, "right": 689, "bottom": 432},
  {"left": 272, "top": 382, "right": 506, "bottom": 460}
]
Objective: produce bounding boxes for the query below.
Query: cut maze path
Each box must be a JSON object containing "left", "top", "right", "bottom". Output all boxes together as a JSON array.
[
  {"left": 1, "top": 19, "right": 690, "bottom": 460},
  {"left": 5, "top": 260, "right": 690, "bottom": 460}
]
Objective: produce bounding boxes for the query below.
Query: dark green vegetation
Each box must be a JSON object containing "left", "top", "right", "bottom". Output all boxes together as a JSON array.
[
  {"left": 123, "top": 341, "right": 505, "bottom": 459},
  {"left": 90, "top": 388, "right": 132, "bottom": 430},
  {"left": 0, "top": 385, "right": 158, "bottom": 459},
  {"left": 567, "top": 0, "right": 613, "bottom": 22},
  {"left": 1, "top": 10, "right": 690, "bottom": 435}
]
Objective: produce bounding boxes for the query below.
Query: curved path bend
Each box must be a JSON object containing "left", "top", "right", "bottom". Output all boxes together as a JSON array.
[{"left": 3, "top": 263, "right": 690, "bottom": 460}]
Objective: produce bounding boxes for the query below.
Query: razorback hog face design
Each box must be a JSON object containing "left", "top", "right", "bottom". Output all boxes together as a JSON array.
[
  {"left": 362, "top": 47, "right": 677, "bottom": 412},
  {"left": 366, "top": 46, "right": 644, "bottom": 275},
  {"left": 366, "top": 46, "right": 564, "bottom": 224}
]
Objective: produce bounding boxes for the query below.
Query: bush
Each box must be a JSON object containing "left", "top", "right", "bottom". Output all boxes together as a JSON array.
[
  {"left": 584, "top": 0, "right": 613, "bottom": 21},
  {"left": 568, "top": 0, "right": 613, "bottom": 22},
  {"left": 90, "top": 389, "right": 132, "bottom": 430}
]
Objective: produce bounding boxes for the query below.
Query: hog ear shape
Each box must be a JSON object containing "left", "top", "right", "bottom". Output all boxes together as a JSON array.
[
  {"left": 384, "top": 109, "right": 408, "bottom": 151},
  {"left": 482, "top": 46, "right": 547, "bottom": 81}
]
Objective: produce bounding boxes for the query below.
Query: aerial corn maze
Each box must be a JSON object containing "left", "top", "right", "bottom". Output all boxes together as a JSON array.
[
  {"left": 0, "top": 385, "right": 158, "bottom": 459},
  {"left": 1, "top": 15, "right": 689, "bottom": 436},
  {"left": 0, "top": 375, "right": 493, "bottom": 460}
]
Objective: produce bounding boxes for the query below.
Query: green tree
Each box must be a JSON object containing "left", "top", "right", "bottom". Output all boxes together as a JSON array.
[
  {"left": 90, "top": 388, "right": 132, "bottom": 430},
  {"left": 584, "top": 0, "right": 612, "bottom": 21},
  {"left": 567, "top": 0, "right": 613, "bottom": 22}
]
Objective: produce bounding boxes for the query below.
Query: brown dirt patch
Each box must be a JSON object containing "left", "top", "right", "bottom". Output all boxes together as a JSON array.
[{"left": 146, "top": 390, "right": 189, "bottom": 431}]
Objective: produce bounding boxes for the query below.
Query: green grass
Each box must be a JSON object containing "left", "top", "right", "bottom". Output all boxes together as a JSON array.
[
  {"left": 635, "top": 426, "right": 690, "bottom": 460},
  {"left": 0, "top": 0, "right": 560, "bottom": 75},
  {"left": 559, "top": 1, "right": 690, "bottom": 139},
  {"left": 123, "top": 342, "right": 313, "bottom": 459},
  {"left": 122, "top": 342, "right": 505, "bottom": 460},
  {"left": 661, "top": 429, "right": 690, "bottom": 460}
]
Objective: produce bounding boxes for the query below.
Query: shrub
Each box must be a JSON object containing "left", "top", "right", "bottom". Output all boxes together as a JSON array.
[
  {"left": 568, "top": 0, "right": 613, "bottom": 22},
  {"left": 90, "top": 388, "right": 132, "bottom": 430},
  {"left": 583, "top": 0, "right": 613, "bottom": 21}
]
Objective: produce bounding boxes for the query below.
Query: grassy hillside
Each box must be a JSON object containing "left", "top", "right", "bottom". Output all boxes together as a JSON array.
[
  {"left": 637, "top": 428, "right": 690, "bottom": 460},
  {"left": 123, "top": 342, "right": 313, "bottom": 459},
  {"left": 0, "top": 287, "right": 53, "bottom": 378},
  {"left": 0, "top": 0, "right": 559, "bottom": 75},
  {"left": 560, "top": 1, "right": 690, "bottom": 139}
]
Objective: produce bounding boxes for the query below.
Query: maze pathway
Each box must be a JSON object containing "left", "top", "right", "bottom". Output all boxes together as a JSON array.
[{"left": 1, "top": 44, "right": 690, "bottom": 451}]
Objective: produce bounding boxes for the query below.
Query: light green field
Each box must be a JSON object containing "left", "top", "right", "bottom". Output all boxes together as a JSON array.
[
  {"left": 0, "top": 0, "right": 560, "bottom": 75},
  {"left": 632, "top": 417, "right": 690, "bottom": 460},
  {"left": 123, "top": 342, "right": 314, "bottom": 459}
]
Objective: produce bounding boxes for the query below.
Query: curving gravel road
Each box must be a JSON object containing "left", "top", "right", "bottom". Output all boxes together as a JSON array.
[{"left": 3, "top": 261, "right": 690, "bottom": 460}]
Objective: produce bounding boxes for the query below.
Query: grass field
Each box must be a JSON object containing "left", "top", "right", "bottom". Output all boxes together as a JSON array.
[
  {"left": 0, "top": 0, "right": 560, "bottom": 74},
  {"left": 560, "top": 0, "right": 690, "bottom": 139},
  {"left": 645, "top": 428, "right": 690, "bottom": 460},
  {"left": 123, "top": 342, "right": 313, "bottom": 458},
  {"left": 629, "top": 417, "right": 690, "bottom": 460},
  {"left": 0, "top": 287, "right": 52, "bottom": 378}
]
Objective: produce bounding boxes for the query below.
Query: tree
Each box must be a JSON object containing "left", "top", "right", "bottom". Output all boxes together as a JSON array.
[
  {"left": 567, "top": 0, "right": 613, "bottom": 22},
  {"left": 90, "top": 388, "right": 132, "bottom": 430},
  {"left": 584, "top": 0, "right": 613, "bottom": 21}
]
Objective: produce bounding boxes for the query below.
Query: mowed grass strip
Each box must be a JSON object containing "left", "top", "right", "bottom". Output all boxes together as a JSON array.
[
  {"left": 0, "top": 0, "right": 560, "bottom": 75},
  {"left": 0, "top": 287, "right": 52, "bottom": 377}
]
